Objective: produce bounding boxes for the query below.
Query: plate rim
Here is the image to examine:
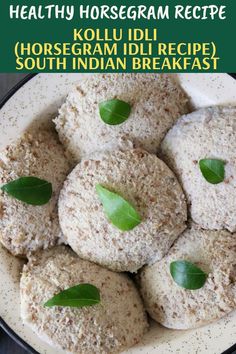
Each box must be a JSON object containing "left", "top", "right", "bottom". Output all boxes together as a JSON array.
[{"left": 0, "top": 73, "right": 236, "bottom": 354}]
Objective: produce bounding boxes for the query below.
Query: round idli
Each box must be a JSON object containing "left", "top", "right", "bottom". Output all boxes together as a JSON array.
[
  {"left": 0, "top": 127, "right": 71, "bottom": 256},
  {"left": 20, "top": 246, "right": 148, "bottom": 354},
  {"left": 138, "top": 224, "right": 236, "bottom": 329},
  {"left": 161, "top": 106, "right": 236, "bottom": 232},
  {"left": 59, "top": 149, "right": 187, "bottom": 272},
  {"left": 54, "top": 73, "right": 189, "bottom": 161}
]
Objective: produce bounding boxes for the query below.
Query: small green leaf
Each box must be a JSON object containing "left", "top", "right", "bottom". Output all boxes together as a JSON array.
[
  {"left": 199, "top": 158, "right": 225, "bottom": 184},
  {"left": 99, "top": 99, "right": 131, "bottom": 125},
  {"left": 1, "top": 177, "right": 52, "bottom": 205},
  {"left": 170, "top": 260, "right": 208, "bottom": 290},
  {"left": 44, "top": 284, "right": 100, "bottom": 308},
  {"left": 96, "top": 184, "right": 141, "bottom": 231}
]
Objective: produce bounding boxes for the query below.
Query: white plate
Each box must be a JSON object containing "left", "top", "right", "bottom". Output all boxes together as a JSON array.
[{"left": 0, "top": 74, "right": 236, "bottom": 354}]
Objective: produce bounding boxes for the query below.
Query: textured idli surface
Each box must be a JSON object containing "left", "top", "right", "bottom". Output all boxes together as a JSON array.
[
  {"left": 138, "top": 224, "right": 236, "bottom": 329},
  {"left": 54, "top": 73, "right": 189, "bottom": 161},
  {"left": 20, "top": 246, "right": 148, "bottom": 354},
  {"left": 161, "top": 106, "right": 236, "bottom": 232},
  {"left": 59, "top": 149, "right": 187, "bottom": 272},
  {"left": 0, "top": 128, "right": 71, "bottom": 256}
]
